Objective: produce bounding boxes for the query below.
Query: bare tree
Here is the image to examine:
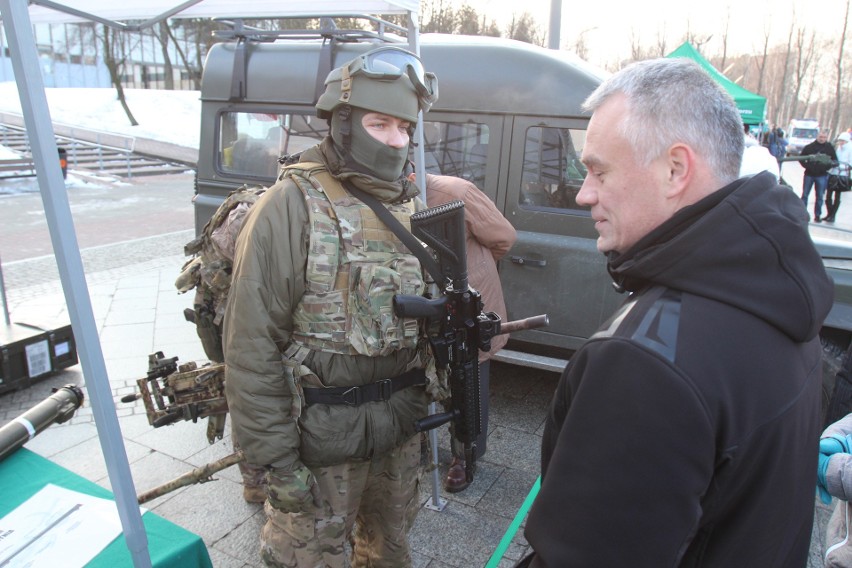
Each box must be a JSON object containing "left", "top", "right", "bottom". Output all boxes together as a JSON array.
[
  {"left": 163, "top": 21, "right": 200, "bottom": 89},
  {"left": 830, "top": 0, "right": 851, "bottom": 134},
  {"left": 777, "top": 18, "right": 795, "bottom": 124},
  {"left": 101, "top": 25, "right": 138, "bottom": 125},
  {"left": 456, "top": 4, "right": 480, "bottom": 36},
  {"left": 422, "top": 0, "right": 457, "bottom": 33},
  {"left": 174, "top": 19, "right": 219, "bottom": 82},
  {"left": 683, "top": 22, "right": 712, "bottom": 53},
  {"left": 154, "top": 21, "right": 175, "bottom": 90},
  {"left": 481, "top": 16, "right": 501, "bottom": 37},
  {"left": 654, "top": 25, "right": 669, "bottom": 58},
  {"left": 572, "top": 27, "right": 597, "bottom": 61},
  {"left": 789, "top": 28, "right": 816, "bottom": 120},
  {"left": 755, "top": 25, "right": 771, "bottom": 94},
  {"left": 628, "top": 28, "right": 646, "bottom": 62},
  {"left": 505, "top": 12, "right": 543, "bottom": 46},
  {"left": 719, "top": 9, "right": 731, "bottom": 72}
]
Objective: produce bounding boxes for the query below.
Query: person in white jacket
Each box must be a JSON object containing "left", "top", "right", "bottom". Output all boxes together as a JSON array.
[
  {"left": 817, "top": 412, "right": 852, "bottom": 566},
  {"left": 824, "top": 132, "right": 852, "bottom": 222},
  {"left": 739, "top": 131, "right": 780, "bottom": 181}
]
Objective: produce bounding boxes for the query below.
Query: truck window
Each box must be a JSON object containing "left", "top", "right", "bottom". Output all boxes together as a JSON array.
[
  {"left": 417, "top": 120, "right": 489, "bottom": 189},
  {"left": 520, "top": 126, "right": 589, "bottom": 213},
  {"left": 218, "top": 111, "right": 328, "bottom": 179},
  {"left": 791, "top": 127, "right": 819, "bottom": 139}
]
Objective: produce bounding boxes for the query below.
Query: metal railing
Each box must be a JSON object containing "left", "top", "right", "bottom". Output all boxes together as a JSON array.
[{"left": 0, "top": 112, "right": 138, "bottom": 178}]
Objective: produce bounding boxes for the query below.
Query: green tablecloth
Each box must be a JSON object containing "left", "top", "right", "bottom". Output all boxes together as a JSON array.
[{"left": 0, "top": 447, "right": 213, "bottom": 568}]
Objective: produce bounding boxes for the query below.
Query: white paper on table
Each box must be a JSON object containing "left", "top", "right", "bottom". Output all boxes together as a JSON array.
[{"left": 0, "top": 483, "right": 128, "bottom": 567}]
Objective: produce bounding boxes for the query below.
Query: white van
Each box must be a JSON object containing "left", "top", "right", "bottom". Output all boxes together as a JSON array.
[{"left": 786, "top": 118, "right": 821, "bottom": 155}]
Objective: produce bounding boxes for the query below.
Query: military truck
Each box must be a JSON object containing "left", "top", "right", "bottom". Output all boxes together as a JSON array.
[{"left": 192, "top": 17, "right": 852, "bottom": 415}]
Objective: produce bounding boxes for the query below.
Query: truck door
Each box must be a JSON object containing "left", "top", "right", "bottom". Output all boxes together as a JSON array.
[{"left": 500, "top": 117, "right": 623, "bottom": 352}]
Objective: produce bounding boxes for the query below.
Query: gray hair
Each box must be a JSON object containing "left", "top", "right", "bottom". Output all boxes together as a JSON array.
[{"left": 583, "top": 58, "right": 744, "bottom": 182}]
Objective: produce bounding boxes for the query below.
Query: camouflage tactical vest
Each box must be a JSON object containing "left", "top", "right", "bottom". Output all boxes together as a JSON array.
[{"left": 283, "top": 162, "right": 426, "bottom": 357}]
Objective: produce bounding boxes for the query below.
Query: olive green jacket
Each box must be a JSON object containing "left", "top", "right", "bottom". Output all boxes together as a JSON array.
[{"left": 223, "top": 141, "right": 430, "bottom": 470}]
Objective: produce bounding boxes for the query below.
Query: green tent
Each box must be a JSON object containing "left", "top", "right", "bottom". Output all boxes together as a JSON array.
[{"left": 666, "top": 42, "right": 767, "bottom": 125}]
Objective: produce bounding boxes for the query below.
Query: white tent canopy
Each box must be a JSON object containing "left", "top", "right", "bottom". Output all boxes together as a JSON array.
[{"left": 0, "top": 1, "right": 422, "bottom": 566}]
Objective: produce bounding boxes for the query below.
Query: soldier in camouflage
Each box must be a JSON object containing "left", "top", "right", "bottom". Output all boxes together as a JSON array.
[{"left": 223, "top": 47, "right": 439, "bottom": 567}]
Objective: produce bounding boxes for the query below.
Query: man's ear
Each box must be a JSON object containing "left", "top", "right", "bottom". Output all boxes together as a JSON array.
[{"left": 666, "top": 143, "right": 694, "bottom": 197}]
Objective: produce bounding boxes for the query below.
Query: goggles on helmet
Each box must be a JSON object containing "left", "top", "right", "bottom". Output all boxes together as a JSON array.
[{"left": 345, "top": 46, "right": 438, "bottom": 112}]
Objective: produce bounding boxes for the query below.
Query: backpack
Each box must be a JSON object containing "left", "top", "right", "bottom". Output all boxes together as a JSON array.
[{"left": 175, "top": 184, "right": 267, "bottom": 363}]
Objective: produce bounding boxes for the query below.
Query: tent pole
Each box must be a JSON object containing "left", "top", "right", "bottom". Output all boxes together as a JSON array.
[
  {"left": 0, "top": 253, "right": 10, "bottom": 326},
  {"left": 0, "top": 1, "right": 152, "bottom": 566},
  {"left": 407, "top": 10, "right": 447, "bottom": 512}
]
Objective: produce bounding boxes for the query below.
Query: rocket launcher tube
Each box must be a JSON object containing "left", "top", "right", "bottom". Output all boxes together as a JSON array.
[{"left": 0, "top": 384, "right": 84, "bottom": 461}]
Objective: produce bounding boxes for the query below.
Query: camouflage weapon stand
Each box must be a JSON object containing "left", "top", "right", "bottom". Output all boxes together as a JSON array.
[{"left": 121, "top": 352, "right": 228, "bottom": 444}]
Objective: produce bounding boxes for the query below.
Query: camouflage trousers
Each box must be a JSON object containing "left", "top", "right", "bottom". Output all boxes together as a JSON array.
[{"left": 261, "top": 434, "right": 422, "bottom": 568}]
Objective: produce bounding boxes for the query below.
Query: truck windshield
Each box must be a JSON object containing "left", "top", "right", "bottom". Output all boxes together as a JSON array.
[{"left": 792, "top": 128, "right": 819, "bottom": 139}]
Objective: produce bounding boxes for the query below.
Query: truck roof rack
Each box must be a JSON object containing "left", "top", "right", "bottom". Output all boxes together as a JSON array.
[
  {"left": 217, "top": 14, "right": 408, "bottom": 103},
  {"left": 212, "top": 14, "right": 407, "bottom": 44}
]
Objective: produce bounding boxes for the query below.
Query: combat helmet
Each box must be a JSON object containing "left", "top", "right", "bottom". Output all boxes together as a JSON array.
[{"left": 316, "top": 46, "right": 438, "bottom": 122}]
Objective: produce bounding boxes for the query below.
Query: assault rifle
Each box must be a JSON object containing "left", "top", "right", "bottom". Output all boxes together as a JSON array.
[
  {"left": 780, "top": 153, "right": 837, "bottom": 167},
  {"left": 393, "top": 200, "right": 548, "bottom": 484}
]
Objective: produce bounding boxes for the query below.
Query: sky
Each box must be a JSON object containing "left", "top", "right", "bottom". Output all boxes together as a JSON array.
[{"left": 462, "top": 0, "right": 842, "bottom": 66}]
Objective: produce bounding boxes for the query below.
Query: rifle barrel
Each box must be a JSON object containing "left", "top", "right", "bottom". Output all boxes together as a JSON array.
[
  {"left": 137, "top": 450, "right": 245, "bottom": 504},
  {"left": 499, "top": 314, "right": 549, "bottom": 335}
]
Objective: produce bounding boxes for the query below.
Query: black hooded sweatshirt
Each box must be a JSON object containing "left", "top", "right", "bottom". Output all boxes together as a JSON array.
[{"left": 524, "top": 172, "right": 833, "bottom": 567}]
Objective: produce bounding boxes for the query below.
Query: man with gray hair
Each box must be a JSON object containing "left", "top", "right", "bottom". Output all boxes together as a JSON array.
[{"left": 519, "top": 58, "right": 832, "bottom": 567}]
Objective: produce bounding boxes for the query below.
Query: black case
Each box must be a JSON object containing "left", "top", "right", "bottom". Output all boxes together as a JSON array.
[{"left": 0, "top": 322, "right": 77, "bottom": 395}]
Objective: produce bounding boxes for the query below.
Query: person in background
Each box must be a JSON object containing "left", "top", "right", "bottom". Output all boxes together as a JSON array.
[
  {"left": 224, "top": 47, "right": 438, "bottom": 567},
  {"left": 409, "top": 170, "right": 517, "bottom": 492},
  {"left": 801, "top": 129, "right": 838, "bottom": 223},
  {"left": 824, "top": 132, "right": 852, "bottom": 223},
  {"left": 741, "top": 125, "right": 780, "bottom": 180},
  {"left": 768, "top": 125, "right": 788, "bottom": 166},
  {"left": 518, "top": 57, "right": 832, "bottom": 568},
  {"left": 816, "top": 413, "right": 852, "bottom": 566}
]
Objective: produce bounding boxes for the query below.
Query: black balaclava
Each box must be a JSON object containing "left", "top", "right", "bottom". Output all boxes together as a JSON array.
[{"left": 331, "top": 107, "right": 409, "bottom": 182}]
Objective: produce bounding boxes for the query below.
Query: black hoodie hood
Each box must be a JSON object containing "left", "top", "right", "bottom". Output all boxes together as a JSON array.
[{"left": 608, "top": 171, "right": 833, "bottom": 343}]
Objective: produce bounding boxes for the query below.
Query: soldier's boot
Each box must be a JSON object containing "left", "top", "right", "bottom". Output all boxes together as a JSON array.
[
  {"left": 243, "top": 484, "right": 267, "bottom": 504},
  {"left": 239, "top": 458, "right": 269, "bottom": 504},
  {"left": 444, "top": 457, "right": 472, "bottom": 493}
]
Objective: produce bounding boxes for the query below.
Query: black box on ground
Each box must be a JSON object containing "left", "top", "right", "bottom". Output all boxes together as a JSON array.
[{"left": 0, "top": 322, "right": 77, "bottom": 395}]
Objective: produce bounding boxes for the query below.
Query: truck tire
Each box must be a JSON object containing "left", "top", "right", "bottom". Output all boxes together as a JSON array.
[{"left": 823, "top": 335, "right": 852, "bottom": 427}]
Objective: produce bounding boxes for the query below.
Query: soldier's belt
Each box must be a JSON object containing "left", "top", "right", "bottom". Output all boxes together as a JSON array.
[{"left": 302, "top": 369, "right": 426, "bottom": 406}]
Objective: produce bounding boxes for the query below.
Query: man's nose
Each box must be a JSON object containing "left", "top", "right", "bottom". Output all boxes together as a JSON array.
[{"left": 387, "top": 128, "right": 408, "bottom": 148}]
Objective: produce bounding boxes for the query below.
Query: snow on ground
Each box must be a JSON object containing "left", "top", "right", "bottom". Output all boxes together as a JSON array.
[
  {"left": 0, "top": 82, "right": 196, "bottom": 194},
  {"left": 0, "top": 82, "right": 201, "bottom": 149},
  {"left": 0, "top": 145, "right": 19, "bottom": 159}
]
